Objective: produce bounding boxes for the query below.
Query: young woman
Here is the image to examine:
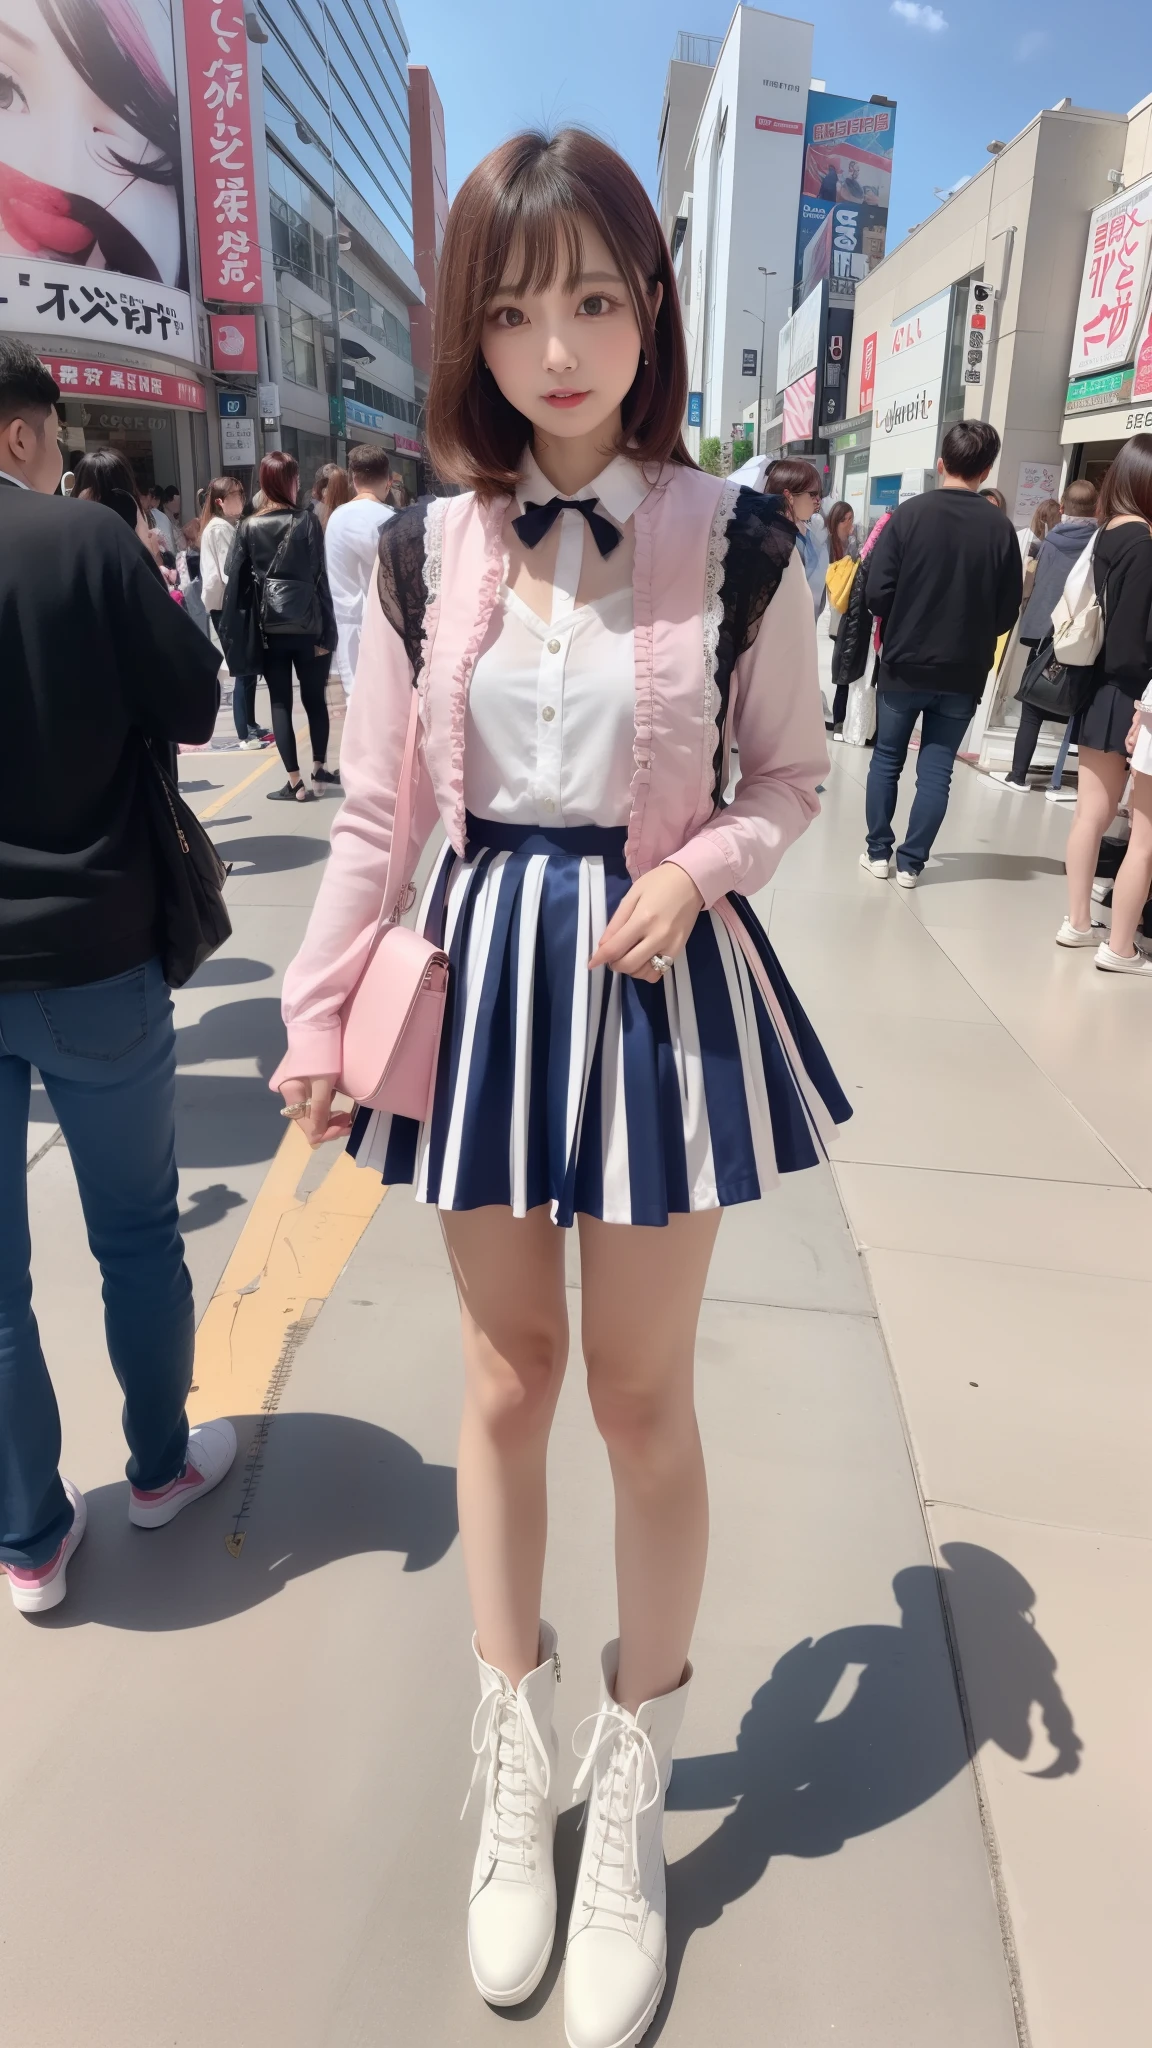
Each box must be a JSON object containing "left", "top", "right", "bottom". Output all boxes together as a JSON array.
[
  {"left": 272, "top": 128, "right": 850, "bottom": 2045},
  {"left": 199, "top": 476, "right": 271, "bottom": 749},
  {"left": 764, "top": 456, "right": 827, "bottom": 616},
  {"left": 219, "top": 450, "right": 339, "bottom": 802},
  {"left": 1058, "top": 436, "right": 1152, "bottom": 975},
  {"left": 318, "top": 463, "right": 353, "bottom": 529}
]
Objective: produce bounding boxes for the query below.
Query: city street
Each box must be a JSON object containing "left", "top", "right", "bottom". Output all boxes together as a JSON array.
[{"left": 2, "top": 691, "right": 1147, "bottom": 2048}]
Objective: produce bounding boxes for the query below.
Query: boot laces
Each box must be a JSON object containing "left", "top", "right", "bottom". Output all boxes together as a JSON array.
[
  {"left": 463, "top": 1685, "right": 552, "bottom": 1875},
  {"left": 572, "top": 1705, "right": 660, "bottom": 1924}
]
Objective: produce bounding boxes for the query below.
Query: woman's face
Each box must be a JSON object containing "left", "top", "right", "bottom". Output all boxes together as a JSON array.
[
  {"left": 481, "top": 214, "right": 652, "bottom": 450},
  {"left": 835, "top": 511, "right": 853, "bottom": 542},
  {"left": 0, "top": 2, "right": 182, "bottom": 285},
  {"left": 787, "top": 484, "right": 822, "bottom": 529}
]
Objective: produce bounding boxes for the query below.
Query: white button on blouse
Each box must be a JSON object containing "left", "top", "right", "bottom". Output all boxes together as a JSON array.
[{"left": 464, "top": 452, "right": 655, "bottom": 830}]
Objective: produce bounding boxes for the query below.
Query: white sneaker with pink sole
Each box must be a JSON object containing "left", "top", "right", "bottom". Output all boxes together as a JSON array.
[
  {"left": 5, "top": 1481, "right": 87, "bottom": 1614},
  {"left": 128, "top": 1419, "right": 237, "bottom": 1529}
]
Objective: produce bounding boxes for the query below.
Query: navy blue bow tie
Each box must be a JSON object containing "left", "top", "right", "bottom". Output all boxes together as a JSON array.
[{"left": 512, "top": 494, "right": 622, "bottom": 558}]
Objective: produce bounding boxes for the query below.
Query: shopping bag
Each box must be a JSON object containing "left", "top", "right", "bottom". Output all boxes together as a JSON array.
[{"left": 843, "top": 680, "right": 876, "bottom": 746}]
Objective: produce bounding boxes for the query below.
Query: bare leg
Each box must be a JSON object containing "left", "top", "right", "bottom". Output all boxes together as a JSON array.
[
  {"left": 441, "top": 1205, "right": 568, "bottom": 1687},
  {"left": 1064, "top": 746, "right": 1128, "bottom": 930},
  {"left": 1106, "top": 771, "right": 1152, "bottom": 958},
  {"left": 578, "top": 1209, "right": 722, "bottom": 1714}
]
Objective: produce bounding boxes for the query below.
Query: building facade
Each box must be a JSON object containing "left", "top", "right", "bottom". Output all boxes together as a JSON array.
[
  {"left": 657, "top": 33, "right": 721, "bottom": 246},
  {"left": 0, "top": 0, "right": 430, "bottom": 514},
  {"left": 408, "top": 64, "right": 450, "bottom": 399},
  {"left": 671, "top": 7, "right": 815, "bottom": 460}
]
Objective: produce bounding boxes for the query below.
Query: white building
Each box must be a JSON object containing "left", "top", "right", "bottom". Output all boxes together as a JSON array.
[{"left": 669, "top": 7, "right": 815, "bottom": 456}]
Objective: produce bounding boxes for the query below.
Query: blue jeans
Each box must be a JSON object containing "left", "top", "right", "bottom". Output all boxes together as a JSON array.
[
  {"left": 0, "top": 960, "right": 193, "bottom": 1568},
  {"left": 865, "top": 690, "right": 974, "bottom": 873}
]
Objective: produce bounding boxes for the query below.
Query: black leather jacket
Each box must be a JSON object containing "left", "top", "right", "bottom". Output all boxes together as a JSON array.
[
  {"left": 831, "top": 550, "right": 876, "bottom": 687},
  {"left": 218, "top": 506, "right": 337, "bottom": 673}
]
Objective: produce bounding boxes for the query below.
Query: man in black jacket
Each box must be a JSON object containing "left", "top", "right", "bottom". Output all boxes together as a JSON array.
[
  {"left": 0, "top": 339, "right": 237, "bottom": 1613},
  {"left": 859, "top": 420, "right": 1023, "bottom": 884}
]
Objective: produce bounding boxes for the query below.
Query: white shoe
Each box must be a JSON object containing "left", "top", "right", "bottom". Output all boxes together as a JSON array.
[
  {"left": 895, "top": 868, "right": 919, "bottom": 889},
  {"left": 128, "top": 1419, "right": 237, "bottom": 1528},
  {"left": 1091, "top": 879, "right": 1111, "bottom": 904},
  {"left": 989, "top": 771, "right": 1030, "bottom": 792},
  {"left": 466, "top": 1624, "right": 560, "bottom": 2006},
  {"left": 1045, "top": 787, "right": 1077, "bottom": 804},
  {"left": 4, "top": 1482, "right": 86, "bottom": 1614},
  {"left": 858, "top": 852, "right": 890, "bottom": 878},
  {"left": 1095, "top": 943, "right": 1152, "bottom": 976},
  {"left": 564, "top": 1644, "right": 691, "bottom": 2048},
  {"left": 238, "top": 736, "right": 265, "bottom": 750},
  {"left": 1055, "top": 917, "right": 1106, "bottom": 949}
]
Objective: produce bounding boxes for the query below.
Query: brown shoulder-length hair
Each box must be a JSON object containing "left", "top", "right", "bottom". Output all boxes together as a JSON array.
[
  {"left": 1096, "top": 433, "right": 1152, "bottom": 526},
  {"left": 425, "top": 128, "right": 692, "bottom": 498}
]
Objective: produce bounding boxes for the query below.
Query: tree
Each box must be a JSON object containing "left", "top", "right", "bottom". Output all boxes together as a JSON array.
[{"left": 699, "top": 436, "right": 721, "bottom": 476}]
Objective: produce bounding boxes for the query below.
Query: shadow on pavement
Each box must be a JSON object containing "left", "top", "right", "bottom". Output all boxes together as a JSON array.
[
  {"left": 178, "top": 1181, "right": 246, "bottom": 1232},
  {"left": 646, "top": 1544, "right": 1080, "bottom": 2040},
  {"left": 213, "top": 833, "right": 328, "bottom": 874},
  {"left": 918, "top": 852, "right": 1067, "bottom": 887},
  {"left": 185, "top": 956, "right": 275, "bottom": 987},
  {"left": 43, "top": 1412, "right": 458, "bottom": 1632}
]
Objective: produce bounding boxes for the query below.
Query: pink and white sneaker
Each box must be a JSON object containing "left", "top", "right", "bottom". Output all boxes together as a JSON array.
[
  {"left": 5, "top": 1482, "right": 87, "bottom": 1614},
  {"left": 128, "top": 1419, "right": 237, "bottom": 1529}
]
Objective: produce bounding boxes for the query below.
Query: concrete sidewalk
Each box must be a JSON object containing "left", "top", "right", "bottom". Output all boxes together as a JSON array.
[{"left": 2, "top": 717, "right": 1144, "bottom": 2046}]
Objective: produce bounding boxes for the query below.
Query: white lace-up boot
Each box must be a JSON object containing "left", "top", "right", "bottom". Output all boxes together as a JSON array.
[
  {"left": 564, "top": 1641, "right": 692, "bottom": 2048},
  {"left": 464, "top": 1623, "right": 561, "bottom": 2006}
]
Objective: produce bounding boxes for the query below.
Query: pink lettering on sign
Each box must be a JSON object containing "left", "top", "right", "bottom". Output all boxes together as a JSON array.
[
  {"left": 185, "top": 2, "right": 263, "bottom": 304},
  {"left": 37, "top": 357, "right": 207, "bottom": 410},
  {"left": 1076, "top": 198, "right": 1149, "bottom": 366},
  {"left": 756, "top": 115, "right": 804, "bottom": 135}
]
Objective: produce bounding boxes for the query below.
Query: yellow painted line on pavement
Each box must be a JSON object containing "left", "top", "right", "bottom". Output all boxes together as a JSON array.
[
  {"left": 193, "top": 726, "right": 307, "bottom": 820},
  {"left": 188, "top": 1122, "right": 387, "bottom": 1429}
]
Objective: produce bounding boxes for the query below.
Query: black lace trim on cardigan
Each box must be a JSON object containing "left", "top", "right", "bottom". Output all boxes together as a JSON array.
[
  {"left": 711, "top": 487, "right": 798, "bottom": 805},
  {"left": 376, "top": 502, "right": 431, "bottom": 680}
]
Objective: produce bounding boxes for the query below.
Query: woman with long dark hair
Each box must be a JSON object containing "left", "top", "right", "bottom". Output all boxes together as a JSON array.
[
  {"left": 199, "top": 476, "right": 271, "bottom": 749},
  {"left": 271, "top": 127, "right": 850, "bottom": 2041},
  {"left": 219, "top": 450, "right": 338, "bottom": 801},
  {"left": 1059, "top": 435, "right": 1152, "bottom": 973},
  {"left": 0, "top": 1, "right": 186, "bottom": 288}
]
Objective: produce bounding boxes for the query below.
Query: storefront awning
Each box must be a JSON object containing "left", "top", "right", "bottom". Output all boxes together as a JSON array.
[{"left": 1061, "top": 401, "right": 1152, "bottom": 445}]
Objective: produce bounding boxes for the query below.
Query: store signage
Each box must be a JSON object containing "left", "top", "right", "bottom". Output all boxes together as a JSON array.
[
  {"left": 858, "top": 331, "right": 878, "bottom": 411},
  {"left": 794, "top": 94, "right": 896, "bottom": 304},
  {"left": 964, "top": 282, "right": 995, "bottom": 389},
  {"left": 756, "top": 116, "right": 804, "bottom": 135},
  {"left": 1065, "top": 366, "right": 1134, "bottom": 413},
  {"left": 329, "top": 394, "right": 348, "bottom": 433},
  {"left": 0, "top": 2, "right": 196, "bottom": 362},
  {"left": 1068, "top": 171, "right": 1152, "bottom": 378},
  {"left": 742, "top": 347, "right": 758, "bottom": 376},
  {"left": 1013, "top": 462, "right": 1060, "bottom": 522},
  {"left": 37, "top": 354, "right": 205, "bottom": 410},
  {"left": 209, "top": 312, "right": 258, "bottom": 373},
  {"left": 4, "top": 259, "right": 194, "bottom": 361},
  {"left": 185, "top": 0, "right": 264, "bottom": 305},
  {"left": 220, "top": 416, "right": 257, "bottom": 465},
  {"left": 870, "top": 287, "right": 950, "bottom": 471},
  {"left": 777, "top": 281, "right": 823, "bottom": 394},
  {"left": 259, "top": 382, "right": 281, "bottom": 420},
  {"left": 395, "top": 434, "right": 423, "bottom": 455},
  {"left": 820, "top": 305, "right": 853, "bottom": 426},
  {"left": 687, "top": 391, "right": 703, "bottom": 426},
  {"left": 1133, "top": 294, "right": 1152, "bottom": 400},
  {"left": 218, "top": 391, "right": 247, "bottom": 416},
  {"left": 783, "top": 369, "right": 816, "bottom": 443}
]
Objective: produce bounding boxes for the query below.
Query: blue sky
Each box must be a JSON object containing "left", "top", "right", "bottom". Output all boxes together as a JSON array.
[{"left": 410, "top": 0, "right": 1152, "bottom": 246}]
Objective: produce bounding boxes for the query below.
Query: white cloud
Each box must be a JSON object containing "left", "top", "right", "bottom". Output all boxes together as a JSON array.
[
  {"left": 891, "top": 1, "right": 948, "bottom": 30},
  {"left": 1016, "top": 29, "right": 1048, "bottom": 59}
]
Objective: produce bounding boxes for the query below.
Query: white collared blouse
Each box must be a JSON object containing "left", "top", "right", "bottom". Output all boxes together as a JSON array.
[{"left": 463, "top": 449, "right": 654, "bottom": 829}]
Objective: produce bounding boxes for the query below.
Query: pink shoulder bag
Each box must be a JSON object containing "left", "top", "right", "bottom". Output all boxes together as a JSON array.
[{"left": 337, "top": 690, "right": 448, "bottom": 1122}]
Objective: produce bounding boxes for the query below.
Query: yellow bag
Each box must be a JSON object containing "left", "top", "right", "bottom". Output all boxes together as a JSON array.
[{"left": 825, "top": 555, "right": 858, "bottom": 614}]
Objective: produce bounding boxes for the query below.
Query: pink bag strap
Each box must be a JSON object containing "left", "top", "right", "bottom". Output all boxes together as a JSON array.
[{"left": 376, "top": 687, "right": 422, "bottom": 938}]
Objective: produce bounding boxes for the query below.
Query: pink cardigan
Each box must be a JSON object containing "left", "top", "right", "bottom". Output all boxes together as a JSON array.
[{"left": 274, "top": 463, "right": 828, "bottom": 1083}]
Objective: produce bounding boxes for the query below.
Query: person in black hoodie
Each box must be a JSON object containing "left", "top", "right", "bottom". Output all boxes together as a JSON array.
[
  {"left": 0, "top": 338, "right": 238, "bottom": 1612},
  {"left": 991, "top": 480, "right": 1098, "bottom": 792},
  {"left": 858, "top": 420, "right": 1022, "bottom": 884},
  {"left": 219, "top": 449, "right": 339, "bottom": 803},
  {"left": 1058, "top": 434, "right": 1152, "bottom": 971}
]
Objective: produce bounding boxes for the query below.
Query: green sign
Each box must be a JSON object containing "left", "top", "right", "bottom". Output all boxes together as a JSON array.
[
  {"left": 328, "top": 394, "right": 347, "bottom": 434},
  {"left": 1065, "top": 366, "right": 1134, "bottom": 414}
]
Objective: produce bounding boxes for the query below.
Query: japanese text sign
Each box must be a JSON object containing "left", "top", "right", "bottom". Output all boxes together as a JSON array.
[
  {"left": 1, "top": 257, "right": 193, "bottom": 361},
  {"left": 38, "top": 355, "right": 205, "bottom": 409},
  {"left": 185, "top": 1, "right": 264, "bottom": 305},
  {"left": 1069, "top": 172, "right": 1152, "bottom": 378}
]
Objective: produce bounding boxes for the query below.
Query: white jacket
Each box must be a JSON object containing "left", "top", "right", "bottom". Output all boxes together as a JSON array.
[{"left": 199, "top": 516, "right": 238, "bottom": 613}]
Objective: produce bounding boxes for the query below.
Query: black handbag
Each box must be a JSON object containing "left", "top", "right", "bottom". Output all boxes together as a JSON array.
[
  {"left": 1016, "top": 638, "right": 1075, "bottom": 720},
  {"left": 141, "top": 744, "right": 232, "bottom": 987},
  {"left": 258, "top": 516, "right": 321, "bottom": 639}
]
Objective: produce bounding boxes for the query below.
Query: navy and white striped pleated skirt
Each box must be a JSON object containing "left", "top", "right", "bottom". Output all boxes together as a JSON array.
[{"left": 347, "top": 815, "right": 851, "bottom": 1227}]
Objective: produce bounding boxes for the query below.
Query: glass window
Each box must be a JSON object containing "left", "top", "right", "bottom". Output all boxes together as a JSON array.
[
  {"left": 352, "top": 373, "right": 419, "bottom": 426},
  {"left": 268, "top": 148, "right": 334, "bottom": 295},
  {"left": 337, "top": 267, "right": 412, "bottom": 363},
  {"left": 279, "top": 304, "right": 319, "bottom": 387}
]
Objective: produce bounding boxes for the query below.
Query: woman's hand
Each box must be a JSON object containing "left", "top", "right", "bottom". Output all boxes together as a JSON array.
[
  {"left": 279, "top": 1075, "right": 352, "bottom": 1148},
  {"left": 1125, "top": 707, "right": 1143, "bottom": 756},
  {"left": 589, "top": 863, "right": 704, "bottom": 983}
]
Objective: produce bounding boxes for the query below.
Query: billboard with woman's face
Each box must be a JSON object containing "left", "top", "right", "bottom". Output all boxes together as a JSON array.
[{"left": 0, "top": 0, "right": 195, "bottom": 359}]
